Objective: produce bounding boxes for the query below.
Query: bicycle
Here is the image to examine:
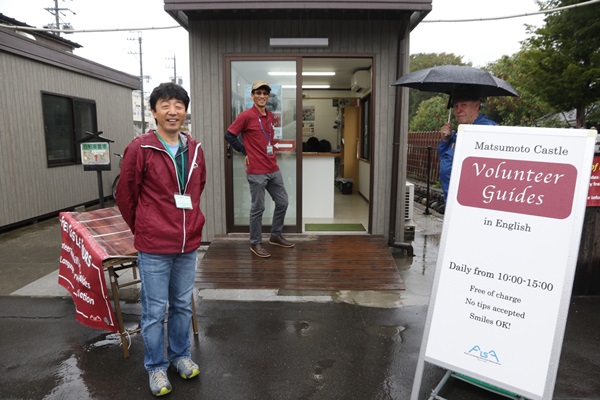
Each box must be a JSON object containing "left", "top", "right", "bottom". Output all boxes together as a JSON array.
[{"left": 112, "top": 153, "right": 123, "bottom": 200}]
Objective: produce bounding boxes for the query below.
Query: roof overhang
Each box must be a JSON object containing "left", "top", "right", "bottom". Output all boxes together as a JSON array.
[
  {"left": 0, "top": 29, "right": 140, "bottom": 90},
  {"left": 164, "top": 0, "right": 431, "bottom": 31}
]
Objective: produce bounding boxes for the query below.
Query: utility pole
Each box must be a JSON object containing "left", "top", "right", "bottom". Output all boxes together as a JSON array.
[
  {"left": 128, "top": 32, "right": 151, "bottom": 134},
  {"left": 44, "top": 0, "right": 75, "bottom": 36},
  {"left": 166, "top": 54, "right": 182, "bottom": 85}
]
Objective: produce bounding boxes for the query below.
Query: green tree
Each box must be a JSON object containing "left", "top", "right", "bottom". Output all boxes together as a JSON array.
[
  {"left": 408, "top": 53, "right": 469, "bottom": 119},
  {"left": 484, "top": 54, "right": 556, "bottom": 127},
  {"left": 521, "top": 0, "right": 600, "bottom": 128},
  {"left": 409, "top": 95, "right": 448, "bottom": 132}
]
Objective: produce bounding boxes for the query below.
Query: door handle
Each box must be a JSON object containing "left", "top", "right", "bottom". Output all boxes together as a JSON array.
[{"left": 226, "top": 144, "right": 232, "bottom": 159}]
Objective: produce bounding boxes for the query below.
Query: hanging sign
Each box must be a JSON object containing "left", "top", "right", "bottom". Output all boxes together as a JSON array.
[
  {"left": 412, "top": 126, "right": 597, "bottom": 400},
  {"left": 81, "top": 142, "right": 111, "bottom": 171}
]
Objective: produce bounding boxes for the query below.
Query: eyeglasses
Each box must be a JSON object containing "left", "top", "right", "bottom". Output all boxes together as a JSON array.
[{"left": 253, "top": 90, "right": 270, "bottom": 96}]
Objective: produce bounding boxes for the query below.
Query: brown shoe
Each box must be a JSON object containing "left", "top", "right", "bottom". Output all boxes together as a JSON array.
[
  {"left": 250, "top": 243, "right": 271, "bottom": 258},
  {"left": 269, "top": 235, "right": 295, "bottom": 248}
]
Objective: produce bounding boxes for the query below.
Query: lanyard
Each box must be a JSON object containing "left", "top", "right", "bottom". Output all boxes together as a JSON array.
[
  {"left": 155, "top": 132, "right": 185, "bottom": 192},
  {"left": 257, "top": 116, "right": 272, "bottom": 144}
]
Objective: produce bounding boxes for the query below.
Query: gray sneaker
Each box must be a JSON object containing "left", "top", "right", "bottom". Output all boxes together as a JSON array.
[
  {"left": 149, "top": 370, "right": 172, "bottom": 396},
  {"left": 171, "top": 358, "right": 200, "bottom": 379}
]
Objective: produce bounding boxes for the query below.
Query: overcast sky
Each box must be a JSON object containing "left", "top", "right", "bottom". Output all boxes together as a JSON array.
[{"left": 2, "top": 0, "right": 547, "bottom": 95}]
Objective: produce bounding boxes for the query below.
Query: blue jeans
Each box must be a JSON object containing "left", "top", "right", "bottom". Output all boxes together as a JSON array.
[
  {"left": 247, "top": 171, "right": 289, "bottom": 244},
  {"left": 137, "top": 250, "right": 197, "bottom": 372}
]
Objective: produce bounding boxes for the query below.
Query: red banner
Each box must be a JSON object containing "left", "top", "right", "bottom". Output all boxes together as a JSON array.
[
  {"left": 57, "top": 208, "right": 137, "bottom": 332},
  {"left": 588, "top": 155, "right": 600, "bottom": 207}
]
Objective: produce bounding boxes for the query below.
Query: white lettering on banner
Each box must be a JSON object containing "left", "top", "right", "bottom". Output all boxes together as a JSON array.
[
  {"left": 80, "top": 243, "right": 92, "bottom": 268},
  {"left": 74, "top": 273, "right": 91, "bottom": 289},
  {"left": 59, "top": 216, "right": 92, "bottom": 268},
  {"left": 75, "top": 289, "right": 95, "bottom": 305},
  {"left": 471, "top": 161, "right": 565, "bottom": 184},
  {"left": 59, "top": 256, "right": 75, "bottom": 274},
  {"left": 61, "top": 242, "right": 80, "bottom": 267},
  {"left": 482, "top": 185, "right": 544, "bottom": 205},
  {"left": 469, "top": 161, "right": 568, "bottom": 207}
]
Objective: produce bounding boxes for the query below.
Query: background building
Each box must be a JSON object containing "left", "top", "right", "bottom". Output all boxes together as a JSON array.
[{"left": 0, "top": 14, "right": 139, "bottom": 230}]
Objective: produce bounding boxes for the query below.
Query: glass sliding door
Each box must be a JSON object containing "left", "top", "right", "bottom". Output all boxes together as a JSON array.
[{"left": 226, "top": 59, "right": 300, "bottom": 233}]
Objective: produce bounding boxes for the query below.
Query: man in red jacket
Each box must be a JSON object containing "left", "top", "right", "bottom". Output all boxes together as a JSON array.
[
  {"left": 225, "top": 80, "right": 294, "bottom": 258},
  {"left": 116, "top": 82, "right": 206, "bottom": 397}
]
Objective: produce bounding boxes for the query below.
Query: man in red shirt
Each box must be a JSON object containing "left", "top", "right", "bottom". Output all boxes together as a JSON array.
[
  {"left": 225, "top": 80, "right": 294, "bottom": 257},
  {"left": 117, "top": 82, "right": 205, "bottom": 396}
]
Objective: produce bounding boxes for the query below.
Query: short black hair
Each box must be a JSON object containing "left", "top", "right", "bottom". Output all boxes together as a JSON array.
[{"left": 149, "top": 82, "right": 190, "bottom": 111}]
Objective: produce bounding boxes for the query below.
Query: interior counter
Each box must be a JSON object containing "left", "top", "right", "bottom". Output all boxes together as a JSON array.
[{"left": 302, "top": 153, "right": 340, "bottom": 218}]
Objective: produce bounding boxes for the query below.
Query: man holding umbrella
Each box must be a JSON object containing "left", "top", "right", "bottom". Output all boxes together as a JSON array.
[
  {"left": 438, "top": 85, "right": 497, "bottom": 203},
  {"left": 392, "top": 65, "right": 518, "bottom": 205}
]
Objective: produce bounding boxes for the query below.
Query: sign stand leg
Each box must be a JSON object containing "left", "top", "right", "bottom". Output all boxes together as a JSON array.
[
  {"left": 97, "top": 170, "right": 105, "bottom": 208},
  {"left": 427, "top": 369, "right": 452, "bottom": 400},
  {"left": 426, "top": 369, "right": 529, "bottom": 400}
]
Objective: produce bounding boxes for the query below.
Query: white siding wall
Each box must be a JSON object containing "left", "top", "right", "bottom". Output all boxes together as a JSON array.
[
  {"left": 0, "top": 53, "right": 134, "bottom": 227},
  {"left": 188, "top": 17, "right": 409, "bottom": 241}
]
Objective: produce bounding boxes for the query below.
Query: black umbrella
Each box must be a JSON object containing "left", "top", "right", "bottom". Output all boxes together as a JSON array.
[
  {"left": 392, "top": 65, "right": 518, "bottom": 97},
  {"left": 392, "top": 65, "right": 519, "bottom": 120}
]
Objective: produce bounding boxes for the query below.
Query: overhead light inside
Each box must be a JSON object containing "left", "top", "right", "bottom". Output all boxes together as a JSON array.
[
  {"left": 281, "top": 85, "right": 331, "bottom": 89},
  {"left": 268, "top": 72, "right": 296, "bottom": 76},
  {"left": 302, "top": 72, "right": 336, "bottom": 76},
  {"left": 269, "top": 38, "right": 329, "bottom": 48},
  {"left": 268, "top": 72, "right": 336, "bottom": 76}
]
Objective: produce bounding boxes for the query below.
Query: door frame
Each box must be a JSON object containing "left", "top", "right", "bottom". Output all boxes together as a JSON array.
[
  {"left": 223, "top": 54, "right": 376, "bottom": 234},
  {"left": 223, "top": 55, "right": 303, "bottom": 234}
]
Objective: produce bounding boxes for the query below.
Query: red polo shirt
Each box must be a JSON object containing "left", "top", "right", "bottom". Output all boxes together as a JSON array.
[{"left": 228, "top": 105, "right": 279, "bottom": 175}]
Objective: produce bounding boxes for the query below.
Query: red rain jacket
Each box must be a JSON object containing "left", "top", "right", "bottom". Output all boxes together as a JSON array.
[{"left": 116, "top": 131, "right": 206, "bottom": 254}]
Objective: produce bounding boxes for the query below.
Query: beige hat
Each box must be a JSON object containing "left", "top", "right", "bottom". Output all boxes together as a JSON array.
[{"left": 251, "top": 80, "right": 271, "bottom": 91}]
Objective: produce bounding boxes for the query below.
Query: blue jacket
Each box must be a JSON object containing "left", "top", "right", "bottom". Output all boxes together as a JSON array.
[{"left": 438, "top": 114, "right": 497, "bottom": 203}]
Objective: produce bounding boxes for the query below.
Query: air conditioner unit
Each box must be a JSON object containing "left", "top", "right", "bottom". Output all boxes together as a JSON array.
[
  {"left": 404, "top": 182, "right": 414, "bottom": 221},
  {"left": 350, "top": 70, "right": 371, "bottom": 93}
]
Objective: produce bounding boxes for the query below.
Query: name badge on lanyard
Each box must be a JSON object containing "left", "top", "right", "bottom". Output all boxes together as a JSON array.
[
  {"left": 174, "top": 194, "right": 193, "bottom": 209},
  {"left": 258, "top": 116, "right": 274, "bottom": 156}
]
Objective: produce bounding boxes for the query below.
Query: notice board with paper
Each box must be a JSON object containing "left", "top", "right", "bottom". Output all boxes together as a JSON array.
[{"left": 411, "top": 126, "right": 597, "bottom": 400}]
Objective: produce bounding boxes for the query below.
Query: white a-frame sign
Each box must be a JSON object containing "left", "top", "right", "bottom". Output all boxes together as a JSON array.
[{"left": 411, "top": 126, "right": 597, "bottom": 400}]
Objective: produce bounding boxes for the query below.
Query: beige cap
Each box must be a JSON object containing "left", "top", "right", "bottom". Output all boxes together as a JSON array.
[{"left": 251, "top": 80, "right": 271, "bottom": 91}]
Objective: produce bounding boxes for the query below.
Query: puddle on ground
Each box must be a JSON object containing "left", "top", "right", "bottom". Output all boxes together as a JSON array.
[{"left": 365, "top": 324, "right": 406, "bottom": 341}]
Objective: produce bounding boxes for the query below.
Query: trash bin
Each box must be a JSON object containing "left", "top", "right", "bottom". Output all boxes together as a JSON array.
[{"left": 339, "top": 178, "right": 353, "bottom": 195}]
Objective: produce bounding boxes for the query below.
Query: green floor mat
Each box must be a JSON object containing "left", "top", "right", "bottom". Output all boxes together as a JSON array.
[{"left": 305, "top": 223, "right": 365, "bottom": 232}]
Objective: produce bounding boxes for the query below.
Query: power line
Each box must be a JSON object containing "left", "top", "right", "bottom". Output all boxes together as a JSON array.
[
  {"left": 422, "top": 0, "right": 600, "bottom": 23},
  {"left": 0, "top": 23, "right": 180, "bottom": 34},
  {"left": 1, "top": 0, "right": 599, "bottom": 34}
]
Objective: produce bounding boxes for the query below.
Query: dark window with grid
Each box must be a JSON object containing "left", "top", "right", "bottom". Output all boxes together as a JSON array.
[{"left": 42, "top": 93, "right": 98, "bottom": 167}]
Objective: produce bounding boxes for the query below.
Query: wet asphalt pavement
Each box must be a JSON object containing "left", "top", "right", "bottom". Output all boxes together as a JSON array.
[{"left": 0, "top": 204, "right": 599, "bottom": 400}]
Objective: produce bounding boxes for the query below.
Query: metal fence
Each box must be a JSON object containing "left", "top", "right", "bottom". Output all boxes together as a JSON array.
[{"left": 407, "top": 131, "right": 441, "bottom": 184}]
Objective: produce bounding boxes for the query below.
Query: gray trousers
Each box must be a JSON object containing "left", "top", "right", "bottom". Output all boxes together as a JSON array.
[{"left": 247, "top": 171, "right": 289, "bottom": 244}]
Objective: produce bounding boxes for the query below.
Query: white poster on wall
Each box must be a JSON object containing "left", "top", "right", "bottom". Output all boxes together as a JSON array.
[{"left": 415, "top": 125, "right": 597, "bottom": 400}]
